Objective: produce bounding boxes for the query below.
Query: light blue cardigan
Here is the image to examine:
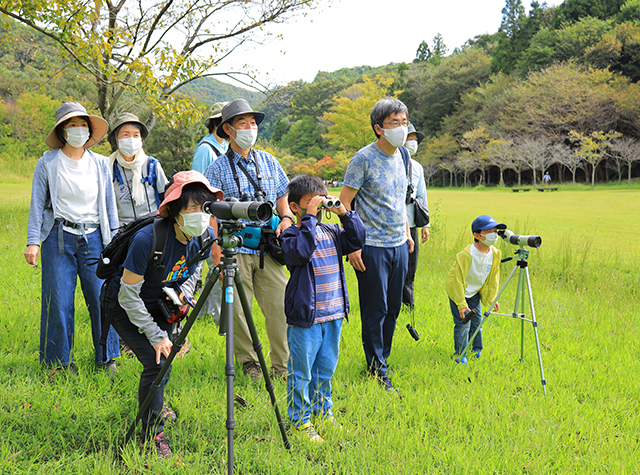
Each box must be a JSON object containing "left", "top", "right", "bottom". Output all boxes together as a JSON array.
[{"left": 27, "top": 149, "right": 119, "bottom": 247}]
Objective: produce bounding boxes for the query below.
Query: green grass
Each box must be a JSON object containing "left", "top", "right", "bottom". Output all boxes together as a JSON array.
[{"left": 1, "top": 185, "right": 639, "bottom": 473}]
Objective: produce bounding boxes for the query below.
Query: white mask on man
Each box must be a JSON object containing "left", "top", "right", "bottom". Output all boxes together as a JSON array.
[
  {"left": 381, "top": 125, "right": 408, "bottom": 149},
  {"left": 230, "top": 126, "right": 258, "bottom": 149}
]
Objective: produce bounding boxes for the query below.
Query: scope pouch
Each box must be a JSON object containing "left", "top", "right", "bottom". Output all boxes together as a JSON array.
[
  {"left": 258, "top": 226, "right": 286, "bottom": 268},
  {"left": 235, "top": 225, "right": 262, "bottom": 250}
]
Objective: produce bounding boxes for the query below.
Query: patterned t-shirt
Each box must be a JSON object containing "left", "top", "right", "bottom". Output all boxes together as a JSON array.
[
  {"left": 312, "top": 226, "right": 345, "bottom": 324},
  {"left": 343, "top": 143, "right": 407, "bottom": 247}
]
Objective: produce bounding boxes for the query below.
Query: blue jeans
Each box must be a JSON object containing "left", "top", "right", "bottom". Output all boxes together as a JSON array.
[
  {"left": 40, "top": 223, "right": 119, "bottom": 366},
  {"left": 105, "top": 284, "right": 174, "bottom": 439},
  {"left": 450, "top": 293, "right": 483, "bottom": 354},
  {"left": 287, "top": 319, "right": 343, "bottom": 427},
  {"left": 356, "top": 243, "right": 409, "bottom": 377}
]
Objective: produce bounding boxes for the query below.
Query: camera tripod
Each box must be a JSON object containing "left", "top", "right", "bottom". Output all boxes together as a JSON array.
[
  {"left": 456, "top": 247, "right": 547, "bottom": 396},
  {"left": 124, "top": 222, "right": 290, "bottom": 472}
]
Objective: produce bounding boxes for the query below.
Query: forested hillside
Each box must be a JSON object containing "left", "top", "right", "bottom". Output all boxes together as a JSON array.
[{"left": 2, "top": 0, "right": 640, "bottom": 185}]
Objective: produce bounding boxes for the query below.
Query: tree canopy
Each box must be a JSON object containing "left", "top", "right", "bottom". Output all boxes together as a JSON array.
[{"left": 0, "top": 0, "right": 322, "bottom": 124}]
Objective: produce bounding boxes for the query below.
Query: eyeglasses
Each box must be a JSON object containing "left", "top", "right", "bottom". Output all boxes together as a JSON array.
[{"left": 381, "top": 120, "right": 409, "bottom": 128}]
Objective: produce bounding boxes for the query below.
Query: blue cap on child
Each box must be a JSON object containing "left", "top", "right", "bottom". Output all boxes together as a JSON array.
[{"left": 472, "top": 215, "right": 506, "bottom": 233}]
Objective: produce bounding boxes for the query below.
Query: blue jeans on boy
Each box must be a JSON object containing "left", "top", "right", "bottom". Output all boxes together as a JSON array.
[
  {"left": 450, "top": 292, "right": 483, "bottom": 355},
  {"left": 40, "top": 223, "right": 119, "bottom": 366},
  {"left": 356, "top": 243, "right": 408, "bottom": 377},
  {"left": 287, "top": 319, "right": 343, "bottom": 427}
]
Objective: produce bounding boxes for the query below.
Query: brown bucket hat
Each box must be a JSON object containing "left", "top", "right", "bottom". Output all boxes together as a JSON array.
[{"left": 45, "top": 102, "right": 108, "bottom": 149}]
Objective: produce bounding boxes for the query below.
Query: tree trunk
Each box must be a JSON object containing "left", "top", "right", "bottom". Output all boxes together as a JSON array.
[
  {"left": 629, "top": 165, "right": 632, "bottom": 186},
  {"left": 499, "top": 168, "right": 504, "bottom": 186}
]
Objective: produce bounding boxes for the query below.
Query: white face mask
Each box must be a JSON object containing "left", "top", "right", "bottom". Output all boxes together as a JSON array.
[
  {"left": 178, "top": 211, "right": 210, "bottom": 237},
  {"left": 230, "top": 126, "right": 258, "bottom": 149},
  {"left": 481, "top": 232, "right": 498, "bottom": 246},
  {"left": 405, "top": 140, "right": 418, "bottom": 155},
  {"left": 381, "top": 125, "right": 408, "bottom": 149},
  {"left": 65, "top": 126, "right": 90, "bottom": 148},
  {"left": 118, "top": 137, "right": 143, "bottom": 157}
]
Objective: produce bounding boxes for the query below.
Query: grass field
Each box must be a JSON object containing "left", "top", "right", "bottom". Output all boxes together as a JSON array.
[{"left": 1, "top": 183, "right": 639, "bottom": 474}]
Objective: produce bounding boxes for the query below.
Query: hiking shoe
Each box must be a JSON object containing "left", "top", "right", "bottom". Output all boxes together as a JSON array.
[
  {"left": 176, "top": 338, "right": 191, "bottom": 359},
  {"left": 120, "top": 342, "right": 134, "bottom": 358},
  {"left": 161, "top": 401, "right": 177, "bottom": 423},
  {"left": 474, "top": 351, "right": 482, "bottom": 359},
  {"left": 149, "top": 431, "right": 173, "bottom": 459},
  {"left": 295, "top": 422, "right": 324, "bottom": 444},
  {"left": 243, "top": 362, "right": 262, "bottom": 382},
  {"left": 378, "top": 374, "right": 397, "bottom": 393},
  {"left": 456, "top": 356, "right": 468, "bottom": 365},
  {"left": 99, "top": 359, "right": 117, "bottom": 374}
]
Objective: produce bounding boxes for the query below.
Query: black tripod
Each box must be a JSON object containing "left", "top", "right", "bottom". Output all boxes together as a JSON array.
[
  {"left": 124, "top": 221, "right": 290, "bottom": 472},
  {"left": 456, "top": 247, "right": 548, "bottom": 396}
]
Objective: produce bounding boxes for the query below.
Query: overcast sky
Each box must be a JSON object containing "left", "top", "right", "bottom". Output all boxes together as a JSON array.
[{"left": 216, "top": 0, "right": 560, "bottom": 88}]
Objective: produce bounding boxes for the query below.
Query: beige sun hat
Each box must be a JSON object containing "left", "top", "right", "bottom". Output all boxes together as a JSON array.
[
  {"left": 45, "top": 102, "right": 108, "bottom": 149},
  {"left": 203, "top": 102, "right": 229, "bottom": 128}
]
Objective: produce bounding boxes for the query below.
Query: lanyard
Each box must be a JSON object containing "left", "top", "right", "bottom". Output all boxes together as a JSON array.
[{"left": 226, "top": 147, "right": 264, "bottom": 198}]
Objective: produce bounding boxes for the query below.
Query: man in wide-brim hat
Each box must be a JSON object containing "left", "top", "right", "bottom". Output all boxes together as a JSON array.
[{"left": 204, "top": 98, "right": 292, "bottom": 383}]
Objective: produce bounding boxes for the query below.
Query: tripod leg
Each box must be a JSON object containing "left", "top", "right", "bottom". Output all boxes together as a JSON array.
[
  {"left": 514, "top": 269, "right": 526, "bottom": 361},
  {"left": 233, "top": 272, "right": 291, "bottom": 450},
  {"left": 457, "top": 263, "right": 518, "bottom": 360},
  {"left": 221, "top": 261, "right": 236, "bottom": 474},
  {"left": 124, "top": 266, "right": 221, "bottom": 445},
  {"left": 524, "top": 266, "right": 547, "bottom": 396}
]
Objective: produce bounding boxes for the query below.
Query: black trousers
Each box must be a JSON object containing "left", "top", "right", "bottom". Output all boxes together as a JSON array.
[
  {"left": 103, "top": 284, "right": 174, "bottom": 439},
  {"left": 402, "top": 227, "right": 420, "bottom": 308}
]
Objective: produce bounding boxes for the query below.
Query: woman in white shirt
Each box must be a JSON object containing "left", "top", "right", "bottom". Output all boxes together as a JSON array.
[{"left": 25, "top": 102, "right": 120, "bottom": 374}]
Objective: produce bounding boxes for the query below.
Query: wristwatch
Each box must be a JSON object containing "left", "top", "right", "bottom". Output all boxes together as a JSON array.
[{"left": 280, "top": 215, "right": 295, "bottom": 223}]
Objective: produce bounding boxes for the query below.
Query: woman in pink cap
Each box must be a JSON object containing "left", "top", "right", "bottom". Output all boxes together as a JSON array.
[{"left": 102, "top": 170, "right": 222, "bottom": 458}]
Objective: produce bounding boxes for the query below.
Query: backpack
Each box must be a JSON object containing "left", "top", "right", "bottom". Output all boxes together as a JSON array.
[
  {"left": 113, "top": 156, "right": 163, "bottom": 207},
  {"left": 95, "top": 213, "right": 171, "bottom": 281},
  {"left": 96, "top": 214, "right": 211, "bottom": 359}
]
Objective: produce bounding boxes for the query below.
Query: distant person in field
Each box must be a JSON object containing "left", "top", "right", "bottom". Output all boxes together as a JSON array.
[
  {"left": 543, "top": 172, "right": 551, "bottom": 184},
  {"left": 191, "top": 102, "right": 229, "bottom": 323},
  {"left": 25, "top": 102, "right": 120, "bottom": 374},
  {"left": 402, "top": 123, "right": 430, "bottom": 311},
  {"left": 339, "top": 97, "right": 414, "bottom": 393},
  {"left": 445, "top": 215, "right": 504, "bottom": 364},
  {"left": 280, "top": 175, "right": 365, "bottom": 444}
]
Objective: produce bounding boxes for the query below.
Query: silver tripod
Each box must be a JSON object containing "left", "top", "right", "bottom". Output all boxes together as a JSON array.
[{"left": 457, "top": 246, "right": 547, "bottom": 396}]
